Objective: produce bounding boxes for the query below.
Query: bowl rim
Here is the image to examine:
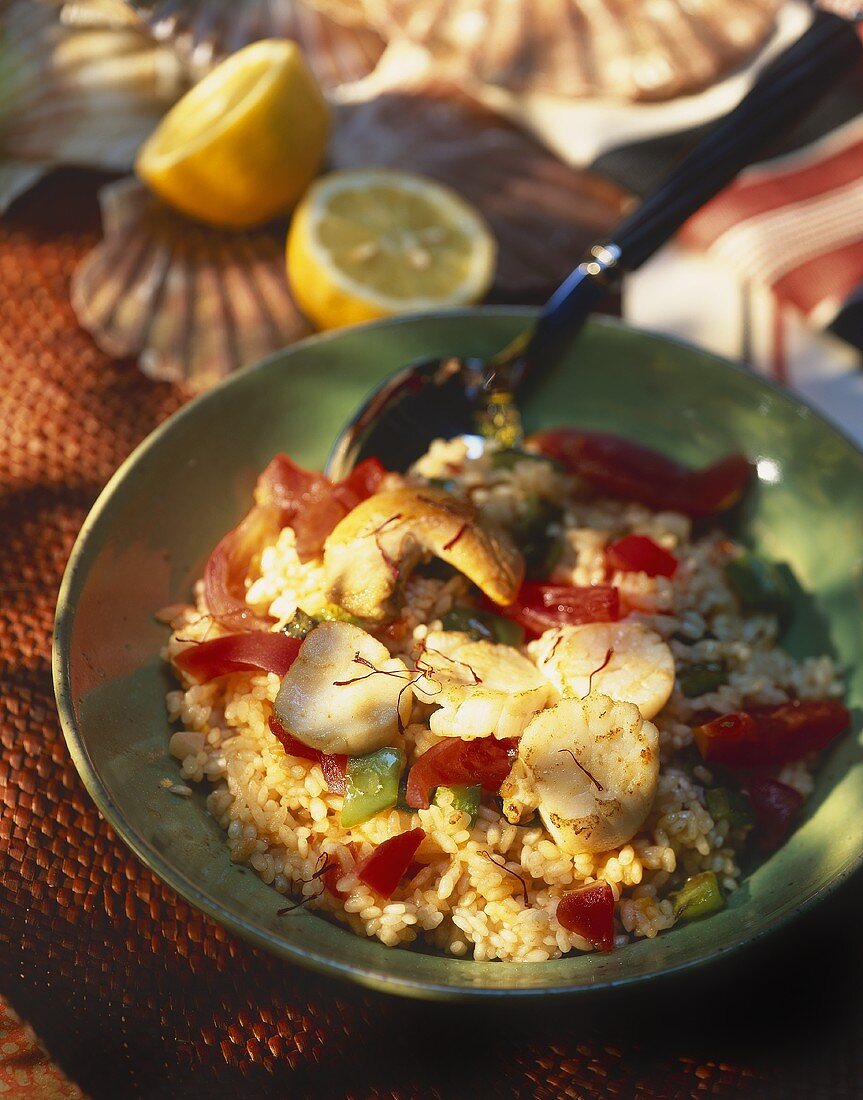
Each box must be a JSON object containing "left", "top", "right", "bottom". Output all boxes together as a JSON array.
[{"left": 52, "top": 308, "right": 863, "bottom": 1000}]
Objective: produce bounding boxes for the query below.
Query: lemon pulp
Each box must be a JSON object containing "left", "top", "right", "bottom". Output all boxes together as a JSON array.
[{"left": 287, "top": 168, "right": 496, "bottom": 330}]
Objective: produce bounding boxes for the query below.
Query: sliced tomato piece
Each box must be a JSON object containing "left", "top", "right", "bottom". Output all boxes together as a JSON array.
[
  {"left": 203, "top": 503, "right": 281, "bottom": 631},
  {"left": 257, "top": 454, "right": 349, "bottom": 562},
  {"left": 606, "top": 534, "right": 678, "bottom": 579},
  {"left": 356, "top": 829, "right": 426, "bottom": 898},
  {"left": 744, "top": 776, "right": 804, "bottom": 851},
  {"left": 493, "top": 582, "right": 620, "bottom": 638},
  {"left": 694, "top": 700, "right": 850, "bottom": 768},
  {"left": 262, "top": 454, "right": 388, "bottom": 559},
  {"left": 405, "top": 738, "right": 519, "bottom": 810},
  {"left": 333, "top": 457, "right": 388, "bottom": 509},
  {"left": 556, "top": 882, "right": 615, "bottom": 952},
  {"left": 204, "top": 454, "right": 391, "bottom": 629},
  {"left": 174, "top": 633, "right": 301, "bottom": 683},
  {"left": 529, "top": 428, "right": 753, "bottom": 518},
  {"left": 268, "top": 715, "right": 348, "bottom": 794}
]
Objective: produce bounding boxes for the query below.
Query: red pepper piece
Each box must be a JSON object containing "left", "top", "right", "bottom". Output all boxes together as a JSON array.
[
  {"left": 268, "top": 715, "right": 348, "bottom": 794},
  {"left": 174, "top": 633, "right": 301, "bottom": 683},
  {"left": 204, "top": 454, "right": 389, "bottom": 628},
  {"left": 356, "top": 829, "right": 426, "bottom": 898},
  {"left": 405, "top": 738, "right": 519, "bottom": 810},
  {"left": 556, "top": 882, "right": 616, "bottom": 952},
  {"left": 745, "top": 776, "right": 804, "bottom": 851},
  {"left": 745, "top": 700, "right": 851, "bottom": 760},
  {"left": 606, "top": 534, "right": 678, "bottom": 579},
  {"left": 694, "top": 700, "right": 850, "bottom": 769},
  {"left": 494, "top": 582, "right": 620, "bottom": 639},
  {"left": 694, "top": 712, "right": 759, "bottom": 765},
  {"left": 530, "top": 428, "right": 753, "bottom": 518}
]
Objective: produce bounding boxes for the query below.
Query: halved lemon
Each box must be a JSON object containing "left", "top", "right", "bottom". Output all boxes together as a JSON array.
[
  {"left": 136, "top": 39, "right": 329, "bottom": 229},
  {"left": 286, "top": 169, "right": 497, "bottom": 330}
]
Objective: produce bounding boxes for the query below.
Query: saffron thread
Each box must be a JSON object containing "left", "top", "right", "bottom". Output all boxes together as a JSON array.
[
  {"left": 558, "top": 748, "right": 604, "bottom": 792},
  {"left": 480, "top": 851, "right": 530, "bottom": 907},
  {"left": 277, "top": 853, "right": 335, "bottom": 915},
  {"left": 442, "top": 523, "right": 468, "bottom": 551}
]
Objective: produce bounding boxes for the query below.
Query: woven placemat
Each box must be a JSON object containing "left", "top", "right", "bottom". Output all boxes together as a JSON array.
[{"left": 2, "top": 168, "right": 863, "bottom": 1100}]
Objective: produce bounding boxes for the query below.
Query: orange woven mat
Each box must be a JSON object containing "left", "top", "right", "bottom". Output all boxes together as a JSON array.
[{"left": 2, "top": 169, "right": 863, "bottom": 1100}]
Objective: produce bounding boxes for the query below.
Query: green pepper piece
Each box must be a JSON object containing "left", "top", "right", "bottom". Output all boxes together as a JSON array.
[
  {"left": 672, "top": 871, "right": 726, "bottom": 921},
  {"left": 441, "top": 606, "right": 493, "bottom": 641},
  {"left": 540, "top": 535, "right": 564, "bottom": 578},
  {"left": 441, "top": 607, "right": 525, "bottom": 648},
  {"left": 705, "top": 786, "right": 756, "bottom": 833},
  {"left": 395, "top": 768, "right": 413, "bottom": 813},
  {"left": 510, "top": 495, "right": 559, "bottom": 538},
  {"left": 679, "top": 661, "right": 727, "bottom": 698},
  {"left": 281, "top": 609, "right": 319, "bottom": 639},
  {"left": 434, "top": 784, "right": 481, "bottom": 825},
  {"left": 341, "top": 747, "right": 404, "bottom": 828},
  {"left": 491, "top": 617, "right": 526, "bottom": 648},
  {"left": 282, "top": 605, "right": 361, "bottom": 638},
  {"left": 724, "top": 552, "right": 793, "bottom": 623},
  {"left": 508, "top": 496, "right": 564, "bottom": 580}
]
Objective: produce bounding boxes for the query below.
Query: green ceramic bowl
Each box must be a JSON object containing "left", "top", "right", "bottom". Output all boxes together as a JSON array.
[{"left": 54, "top": 310, "right": 863, "bottom": 1000}]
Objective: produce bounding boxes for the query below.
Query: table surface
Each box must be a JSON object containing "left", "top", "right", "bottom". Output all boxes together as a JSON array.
[{"left": 2, "top": 169, "right": 862, "bottom": 1100}]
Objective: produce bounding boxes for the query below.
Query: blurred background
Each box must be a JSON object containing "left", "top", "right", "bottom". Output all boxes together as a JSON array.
[{"left": 2, "top": 0, "right": 861, "bottom": 432}]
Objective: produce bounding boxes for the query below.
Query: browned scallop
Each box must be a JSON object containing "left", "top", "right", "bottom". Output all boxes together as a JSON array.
[
  {"left": 324, "top": 487, "right": 524, "bottom": 622},
  {"left": 500, "top": 694, "right": 660, "bottom": 854}
]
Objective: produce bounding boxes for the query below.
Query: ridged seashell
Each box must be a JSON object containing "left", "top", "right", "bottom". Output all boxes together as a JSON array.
[
  {"left": 126, "top": 0, "right": 385, "bottom": 89},
  {"left": 363, "top": 0, "right": 782, "bottom": 101},
  {"left": 332, "top": 83, "right": 630, "bottom": 300},
  {"left": 0, "top": 164, "right": 47, "bottom": 215},
  {"left": 308, "top": 0, "right": 374, "bottom": 28},
  {"left": 71, "top": 178, "right": 311, "bottom": 391},
  {"left": 0, "top": 0, "right": 186, "bottom": 213}
]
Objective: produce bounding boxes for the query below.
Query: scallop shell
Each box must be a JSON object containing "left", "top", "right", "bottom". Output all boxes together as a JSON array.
[
  {"left": 126, "top": 0, "right": 385, "bottom": 89},
  {"left": 307, "top": 0, "right": 374, "bottom": 28},
  {"left": 0, "top": 164, "right": 48, "bottom": 218},
  {"left": 71, "top": 177, "right": 311, "bottom": 391},
  {"left": 0, "top": 0, "right": 185, "bottom": 213},
  {"left": 332, "top": 83, "right": 630, "bottom": 300},
  {"left": 363, "top": 0, "right": 783, "bottom": 101}
]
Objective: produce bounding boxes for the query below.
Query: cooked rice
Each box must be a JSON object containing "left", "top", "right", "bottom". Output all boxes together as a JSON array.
[{"left": 163, "top": 439, "right": 842, "bottom": 962}]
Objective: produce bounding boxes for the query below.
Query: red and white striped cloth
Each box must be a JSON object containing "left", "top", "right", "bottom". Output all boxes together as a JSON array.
[{"left": 680, "top": 115, "right": 863, "bottom": 336}]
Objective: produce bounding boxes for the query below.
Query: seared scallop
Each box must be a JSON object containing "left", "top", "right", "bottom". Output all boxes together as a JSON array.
[
  {"left": 323, "top": 486, "right": 523, "bottom": 622},
  {"left": 413, "top": 630, "right": 551, "bottom": 740},
  {"left": 529, "top": 622, "right": 674, "bottom": 719},
  {"left": 499, "top": 694, "right": 659, "bottom": 855},
  {"left": 274, "top": 621, "right": 413, "bottom": 756}
]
